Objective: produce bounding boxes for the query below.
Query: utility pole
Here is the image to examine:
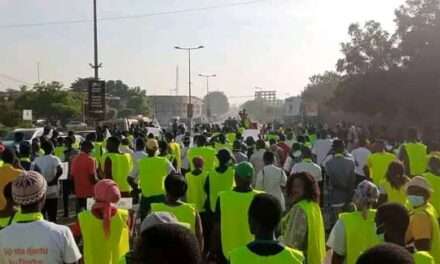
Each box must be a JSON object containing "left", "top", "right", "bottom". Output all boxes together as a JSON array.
[
  {"left": 174, "top": 45, "right": 204, "bottom": 135},
  {"left": 36, "top": 62, "right": 40, "bottom": 83},
  {"left": 198, "top": 73, "right": 216, "bottom": 120},
  {"left": 90, "top": 0, "right": 102, "bottom": 79}
]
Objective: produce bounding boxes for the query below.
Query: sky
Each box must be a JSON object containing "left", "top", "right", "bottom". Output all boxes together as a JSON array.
[{"left": 0, "top": 0, "right": 404, "bottom": 104}]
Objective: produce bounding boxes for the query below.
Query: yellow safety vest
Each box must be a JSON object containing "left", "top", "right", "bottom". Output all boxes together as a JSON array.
[
  {"left": 102, "top": 153, "right": 133, "bottom": 192},
  {"left": 54, "top": 146, "right": 65, "bottom": 160},
  {"left": 296, "top": 200, "right": 326, "bottom": 264},
  {"left": 423, "top": 172, "right": 440, "bottom": 215},
  {"left": 219, "top": 189, "right": 260, "bottom": 258},
  {"left": 339, "top": 209, "right": 379, "bottom": 264},
  {"left": 92, "top": 141, "right": 105, "bottom": 166},
  {"left": 169, "top": 142, "right": 182, "bottom": 170},
  {"left": 208, "top": 167, "right": 235, "bottom": 212},
  {"left": 404, "top": 142, "right": 428, "bottom": 176},
  {"left": 379, "top": 179, "right": 410, "bottom": 209},
  {"left": 139, "top": 156, "right": 169, "bottom": 197},
  {"left": 186, "top": 171, "right": 208, "bottom": 212},
  {"left": 151, "top": 202, "right": 196, "bottom": 233},
  {"left": 368, "top": 152, "right": 396, "bottom": 184},
  {"left": 215, "top": 143, "right": 232, "bottom": 152},
  {"left": 187, "top": 146, "right": 218, "bottom": 172},
  {"left": 413, "top": 251, "right": 435, "bottom": 264},
  {"left": 412, "top": 204, "right": 440, "bottom": 263},
  {"left": 79, "top": 209, "right": 130, "bottom": 264},
  {"left": 229, "top": 244, "right": 304, "bottom": 264},
  {"left": 0, "top": 212, "right": 16, "bottom": 230},
  {"left": 226, "top": 133, "right": 236, "bottom": 145}
]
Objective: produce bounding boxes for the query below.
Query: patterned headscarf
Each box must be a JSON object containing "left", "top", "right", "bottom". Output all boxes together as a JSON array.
[
  {"left": 12, "top": 171, "right": 46, "bottom": 206},
  {"left": 353, "top": 180, "right": 380, "bottom": 209},
  {"left": 92, "top": 179, "right": 121, "bottom": 238}
]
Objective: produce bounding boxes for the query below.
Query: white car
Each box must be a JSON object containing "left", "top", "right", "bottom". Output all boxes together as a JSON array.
[
  {"left": 2, "top": 128, "right": 45, "bottom": 147},
  {"left": 65, "top": 121, "right": 88, "bottom": 130}
]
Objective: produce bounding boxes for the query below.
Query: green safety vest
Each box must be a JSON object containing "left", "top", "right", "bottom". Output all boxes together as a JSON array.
[
  {"left": 79, "top": 209, "right": 130, "bottom": 264},
  {"left": 226, "top": 133, "right": 236, "bottom": 144},
  {"left": 368, "top": 152, "right": 396, "bottom": 185},
  {"left": 411, "top": 204, "right": 440, "bottom": 263},
  {"left": 92, "top": 141, "right": 105, "bottom": 166},
  {"left": 102, "top": 153, "right": 133, "bottom": 192},
  {"left": 0, "top": 212, "right": 16, "bottom": 230},
  {"left": 404, "top": 143, "right": 428, "bottom": 176},
  {"left": 139, "top": 156, "right": 169, "bottom": 197},
  {"left": 208, "top": 167, "right": 235, "bottom": 212},
  {"left": 219, "top": 189, "right": 261, "bottom": 258},
  {"left": 186, "top": 171, "right": 208, "bottom": 213},
  {"left": 339, "top": 209, "right": 379, "bottom": 264},
  {"left": 413, "top": 251, "right": 435, "bottom": 264},
  {"left": 187, "top": 146, "right": 217, "bottom": 172},
  {"left": 423, "top": 172, "right": 440, "bottom": 216},
  {"left": 229, "top": 244, "right": 304, "bottom": 264},
  {"left": 151, "top": 202, "right": 196, "bottom": 233},
  {"left": 296, "top": 200, "right": 326, "bottom": 264},
  {"left": 169, "top": 142, "right": 182, "bottom": 170},
  {"left": 379, "top": 179, "right": 410, "bottom": 209},
  {"left": 54, "top": 146, "right": 65, "bottom": 160},
  {"left": 215, "top": 143, "right": 232, "bottom": 152}
]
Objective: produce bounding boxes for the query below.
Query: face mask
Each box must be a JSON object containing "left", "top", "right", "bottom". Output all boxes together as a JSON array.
[
  {"left": 408, "top": 195, "right": 425, "bottom": 207},
  {"left": 293, "top": 151, "right": 302, "bottom": 158}
]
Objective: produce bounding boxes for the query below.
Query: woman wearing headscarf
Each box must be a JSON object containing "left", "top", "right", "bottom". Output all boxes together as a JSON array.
[
  {"left": 72, "top": 179, "right": 130, "bottom": 264},
  {"left": 280, "top": 172, "right": 325, "bottom": 264},
  {"left": 378, "top": 160, "right": 410, "bottom": 208},
  {"left": 327, "top": 180, "right": 380, "bottom": 264}
]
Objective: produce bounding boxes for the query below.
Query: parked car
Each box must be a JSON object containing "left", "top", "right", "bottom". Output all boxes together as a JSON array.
[
  {"left": 2, "top": 128, "right": 45, "bottom": 147},
  {"left": 65, "top": 121, "right": 88, "bottom": 130}
]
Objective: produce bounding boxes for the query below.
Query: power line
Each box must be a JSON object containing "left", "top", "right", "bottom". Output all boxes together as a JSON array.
[{"left": 0, "top": 0, "right": 268, "bottom": 29}]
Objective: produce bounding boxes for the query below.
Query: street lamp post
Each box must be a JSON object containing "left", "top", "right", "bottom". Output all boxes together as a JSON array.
[
  {"left": 174, "top": 45, "right": 204, "bottom": 134},
  {"left": 90, "top": 0, "right": 102, "bottom": 79},
  {"left": 198, "top": 74, "right": 216, "bottom": 120}
]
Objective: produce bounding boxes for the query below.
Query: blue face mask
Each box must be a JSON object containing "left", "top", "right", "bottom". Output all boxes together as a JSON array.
[{"left": 408, "top": 195, "right": 425, "bottom": 208}]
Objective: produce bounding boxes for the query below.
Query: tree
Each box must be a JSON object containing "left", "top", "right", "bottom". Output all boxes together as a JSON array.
[
  {"left": 240, "top": 99, "right": 281, "bottom": 123},
  {"left": 203, "top": 91, "right": 230, "bottom": 116},
  {"left": 301, "top": 71, "right": 341, "bottom": 105},
  {"left": 15, "top": 82, "right": 82, "bottom": 124},
  {"left": 70, "top": 78, "right": 149, "bottom": 117}
]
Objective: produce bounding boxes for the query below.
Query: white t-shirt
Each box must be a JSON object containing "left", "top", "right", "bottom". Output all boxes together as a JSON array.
[
  {"left": 255, "top": 164, "right": 287, "bottom": 211},
  {"left": 130, "top": 151, "right": 148, "bottom": 181},
  {"left": 0, "top": 220, "right": 82, "bottom": 264},
  {"left": 351, "top": 147, "right": 371, "bottom": 176},
  {"left": 312, "top": 139, "right": 333, "bottom": 166},
  {"left": 291, "top": 160, "right": 323, "bottom": 182},
  {"left": 34, "top": 155, "right": 62, "bottom": 199},
  {"left": 327, "top": 219, "right": 346, "bottom": 256}
]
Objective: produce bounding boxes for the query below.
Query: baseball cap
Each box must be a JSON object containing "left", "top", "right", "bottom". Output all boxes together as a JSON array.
[{"left": 235, "top": 161, "right": 254, "bottom": 179}]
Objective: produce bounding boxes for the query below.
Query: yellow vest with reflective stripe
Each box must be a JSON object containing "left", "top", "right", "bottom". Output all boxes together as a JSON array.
[
  {"left": 296, "top": 200, "right": 326, "bottom": 264},
  {"left": 79, "top": 209, "right": 130, "bottom": 264},
  {"left": 151, "top": 202, "right": 196, "bottom": 233},
  {"left": 339, "top": 209, "right": 379, "bottom": 264},
  {"left": 229, "top": 245, "right": 304, "bottom": 264},
  {"left": 208, "top": 167, "right": 235, "bottom": 212},
  {"left": 102, "top": 153, "right": 133, "bottom": 192},
  {"left": 413, "top": 251, "right": 435, "bottom": 264},
  {"left": 379, "top": 179, "right": 410, "bottom": 209},
  {"left": 186, "top": 171, "right": 208, "bottom": 212},
  {"left": 187, "top": 146, "right": 218, "bottom": 172},
  {"left": 423, "top": 172, "right": 440, "bottom": 215},
  {"left": 219, "top": 189, "right": 260, "bottom": 258},
  {"left": 412, "top": 204, "right": 440, "bottom": 263},
  {"left": 404, "top": 142, "right": 428, "bottom": 176},
  {"left": 139, "top": 156, "right": 169, "bottom": 197},
  {"left": 368, "top": 152, "right": 396, "bottom": 184}
]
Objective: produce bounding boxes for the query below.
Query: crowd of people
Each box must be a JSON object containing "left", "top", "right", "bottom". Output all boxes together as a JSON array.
[{"left": 0, "top": 121, "right": 439, "bottom": 264}]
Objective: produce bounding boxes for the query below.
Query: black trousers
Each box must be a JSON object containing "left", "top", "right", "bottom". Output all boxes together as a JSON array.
[
  {"left": 43, "top": 198, "right": 58, "bottom": 223},
  {"left": 76, "top": 198, "right": 87, "bottom": 213},
  {"left": 61, "top": 180, "right": 72, "bottom": 217}
]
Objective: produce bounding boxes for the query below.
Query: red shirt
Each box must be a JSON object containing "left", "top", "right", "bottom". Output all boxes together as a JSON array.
[{"left": 71, "top": 152, "right": 96, "bottom": 198}]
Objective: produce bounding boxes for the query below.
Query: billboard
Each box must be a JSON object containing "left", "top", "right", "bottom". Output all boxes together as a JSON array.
[{"left": 88, "top": 80, "right": 106, "bottom": 120}]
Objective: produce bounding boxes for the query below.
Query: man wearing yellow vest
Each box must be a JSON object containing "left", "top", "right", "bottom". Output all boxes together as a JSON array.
[
  {"left": 138, "top": 139, "right": 175, "bottom": 220},
  {"left": 328, "top": 180, "right": 380, "bottom": 264},
  {"left": 405, "top": 176, "right": 440, "bottom": 263},
  {"left": 210, "top": 161, "right": 260, "bottom": 263},
  {"left": 188, "top": 135, "right": 217, "bottom": 172},
  {"left": 422, "top": 155, "right": 440, "bottom": 214},
  {"left": 374, "top": 202, "right": 435, "bottom": 264},
  {"left": 77, "top": 179, "right": 130, "bottom": 264},
  {"left": 399, "top": 128, "right": 428, "bottom": 177},
  {"left": 366, "top": 139, "right": 397, "bottom": 185},
  {"left": 166, "top": 132, "right": 182, "bottom": 172},
  {"left": 102, "top": 137, "right": 133, "bottom": 197},
  {"left": 150, "top": 173, "right": 204, "bottom": 249},
  {"left": 229, "top": 193, "right": 304, "bottom": 264}
]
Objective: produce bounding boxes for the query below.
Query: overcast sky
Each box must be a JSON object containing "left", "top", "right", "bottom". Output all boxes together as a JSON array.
[{"left": 0, "top": 0, "right": 404, "bottom": 104}]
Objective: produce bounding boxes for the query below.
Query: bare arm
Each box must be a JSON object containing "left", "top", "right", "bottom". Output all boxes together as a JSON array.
[{"left": 195, "top": 213, "right": 204, "bottom": 253}]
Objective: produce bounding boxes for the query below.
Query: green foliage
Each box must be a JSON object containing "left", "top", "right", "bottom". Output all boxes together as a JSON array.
[
  {"left": 15, "top": 82, "right": 82, "bottom": 124},
  {"left": 302, "top": 72, "right": 341, "bottom": 105},
  {"left": 240, "top": 99, "right": 281, "bottom": 123},
  {"left": 203, "top": 91, "right": 230, "bottom": 116}
]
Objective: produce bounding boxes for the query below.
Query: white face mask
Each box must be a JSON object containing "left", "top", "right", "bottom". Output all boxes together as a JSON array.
[
  {"left": 408, "top": 195, "right": 425, "bottom": 208},
  {"left": 292, "top": 151, "right": 302, "bottom": 158}
]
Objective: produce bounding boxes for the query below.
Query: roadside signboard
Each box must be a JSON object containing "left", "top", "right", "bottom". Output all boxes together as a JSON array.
[
  {"left": 22, "top": 109, "right": 32, "bottom": 121},
  {"left": 88, "top": 80, "right": 106, "bottom": 120}
]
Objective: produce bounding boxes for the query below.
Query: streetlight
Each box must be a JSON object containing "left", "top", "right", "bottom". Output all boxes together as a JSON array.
[
  {"left": 198, "top": 74, "right": 216, "bottom": 120},
  {"left": 174, "top": 45, "right": 204, "bottom": 134}
]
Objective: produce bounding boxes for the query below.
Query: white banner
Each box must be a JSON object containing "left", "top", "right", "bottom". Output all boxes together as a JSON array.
[
  {"left": 22, "top": 109, "right": 32, "bottom": 121},
  {"left": 86, "top": 198, "right": 133, "bottom": 210}
]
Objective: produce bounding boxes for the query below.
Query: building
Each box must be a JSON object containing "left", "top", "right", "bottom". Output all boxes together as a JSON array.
[
  {"left": 148, "top": 95, "right": 204, "bottom": 126},
  {"left": 284, "top": 96, "right": 303, "bottom": 124}
]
